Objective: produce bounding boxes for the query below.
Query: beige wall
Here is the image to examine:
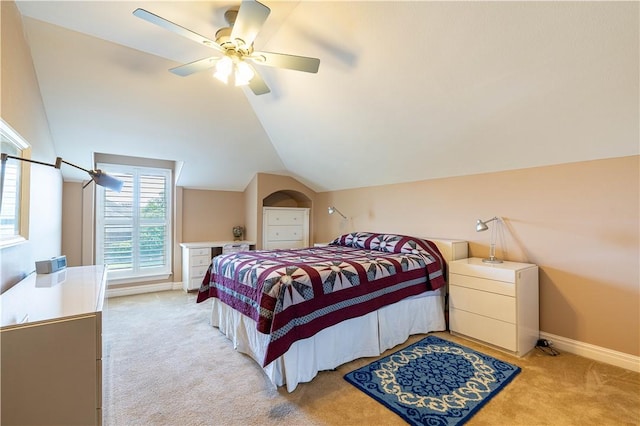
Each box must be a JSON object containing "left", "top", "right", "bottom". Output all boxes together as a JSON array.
[
  {"left": 181, "top": 188, "right": 245, "bottom": 242},
  {"left": 61, "top": 182, "right": 83, "bottom": 267},
  {"left": 243, "top": 175, "right": 258, "bottom": 242},
  {"left": 1, "top": 1, "right": 61, "bottom": 293},
  {"left": 316, "top": 156, "right": 639, "bottom": 356}
]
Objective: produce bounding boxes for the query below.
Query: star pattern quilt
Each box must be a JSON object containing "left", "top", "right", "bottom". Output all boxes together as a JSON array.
[{"left": 197, "top": 232, "right": 446, "bottom": 366}]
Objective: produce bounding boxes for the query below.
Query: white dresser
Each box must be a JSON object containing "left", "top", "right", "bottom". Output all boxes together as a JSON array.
[
  {"left": 0, "top": 265, "right": 107, "bottom": 425},
  {"left": 180, "top": 241, "right": 255, "bottom": 291},
  {"left": 263, "top": 207, "right": 310, "bottom": 250},
  {"left": 448, "top": 257, "right": 539, "bottom": 356}
]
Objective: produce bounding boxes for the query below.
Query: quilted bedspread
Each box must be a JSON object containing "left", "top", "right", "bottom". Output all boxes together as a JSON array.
[{"left": 196, "top": 232, "right": 445, "bottom": 366}]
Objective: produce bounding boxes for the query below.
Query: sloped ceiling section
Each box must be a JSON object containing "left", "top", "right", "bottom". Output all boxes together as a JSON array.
[{"left": 16, "top": 1, "right": 639, "bottom": 192}]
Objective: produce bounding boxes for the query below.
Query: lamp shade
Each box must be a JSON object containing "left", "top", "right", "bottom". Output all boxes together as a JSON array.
[
  {"left": 475, "top": 216, "right": 502, "bottom": 263},
  {"left": 476, "top": 219, "right": 489, "bottom": 232},
  {"left": 90, "top": 170, "right": 124, "bottom": 192}
]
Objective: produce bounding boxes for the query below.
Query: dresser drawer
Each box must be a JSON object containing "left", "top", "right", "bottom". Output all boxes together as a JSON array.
[
  {"left": 264, "top": 240, "right": 305, "bottom": 250},
  {"left": 266, "top": 209, "right": 305, "bottom": 226},
  {"left": 450, "top": 308, "right": 517, "bottom": 352},
  {"left": 266, "top": 225, "right": 303, "bottom": 241},
  {"left": 449, "top": 273, "right": 515, "bottom": 297},
  {"left": 449, "top": 285, "right": 516, "bottom": 323}
]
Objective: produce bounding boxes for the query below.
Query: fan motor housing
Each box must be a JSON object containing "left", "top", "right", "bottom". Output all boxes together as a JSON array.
[
  {"left": 215, "top": 26, "right": 252, "bottom": 55},
  {"left": 224, "top": 7, "right": 239, "bottom": 25}
]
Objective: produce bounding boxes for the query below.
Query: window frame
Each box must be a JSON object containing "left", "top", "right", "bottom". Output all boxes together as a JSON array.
[
  {"left": 0, "top": 118, "right": 31, "bottom": 248},
  {"left": 95, "top": 163, "right": 172, "bottom": 282}
]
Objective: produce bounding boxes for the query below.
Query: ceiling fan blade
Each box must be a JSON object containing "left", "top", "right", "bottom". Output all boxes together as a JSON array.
[
  {"left": 133, "top": 8, "right": 224, "bottom": 53},
  {"left": 248, "top": 66, "right": 271, "bottom": 95},
  {"left": 169, "top": 57, "right": 221, "bottom": 77},
  {"left": 251, "top": 51, "right": 320, "bottom": 73},
  {"left": 230, "top": 0, "right": 271, "bottom": 47}
]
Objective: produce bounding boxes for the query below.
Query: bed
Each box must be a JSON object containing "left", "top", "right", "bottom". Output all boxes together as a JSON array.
[{"left": 197, "top": 232, "right": 468, "bottom": 392}]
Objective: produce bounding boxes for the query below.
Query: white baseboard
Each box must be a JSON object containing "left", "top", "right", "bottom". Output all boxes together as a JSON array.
[
  {"left": 106, "top": 282, "right": 183, "bottom": 298},
  {"left": 540, "top": 331, "right": 640, "bottom": 373}
]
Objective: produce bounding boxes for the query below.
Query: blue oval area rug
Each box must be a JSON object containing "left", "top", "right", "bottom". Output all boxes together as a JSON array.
[{"left": 344, "top": 335, "right": 521, "bottom": 425}]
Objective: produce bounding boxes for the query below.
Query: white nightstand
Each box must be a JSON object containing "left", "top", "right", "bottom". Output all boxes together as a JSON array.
[{"left": 448, "top": 257, "right": 539, "bottom": 356}]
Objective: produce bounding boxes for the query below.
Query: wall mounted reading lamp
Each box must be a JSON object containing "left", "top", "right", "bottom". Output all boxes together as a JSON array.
[
  {"left": 327, "top": 206, "right": 346, "bottom": 219},
  {"left": 476, "top": 216, "right": 503, "bottom": 264},
  {"left": 0, "top": 154, "right": 124, "bottom": 208}
]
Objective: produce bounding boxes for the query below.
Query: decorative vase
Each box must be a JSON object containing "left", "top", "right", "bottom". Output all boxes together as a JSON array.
[{"left": 232, "top": 226, "right": 244, "bottom": 241}]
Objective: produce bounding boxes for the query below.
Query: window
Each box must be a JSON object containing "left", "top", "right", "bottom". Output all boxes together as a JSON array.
[
  {"left": 0, "top": 118, "right": 31, "bottom": 247},
  {"left": 95, "top": 163, "right": 171, "bottom": 280}
]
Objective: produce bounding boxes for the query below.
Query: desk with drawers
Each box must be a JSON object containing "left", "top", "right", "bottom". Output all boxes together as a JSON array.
[{"left": 180, "top": 241, "right": 255, "bottom": 291}]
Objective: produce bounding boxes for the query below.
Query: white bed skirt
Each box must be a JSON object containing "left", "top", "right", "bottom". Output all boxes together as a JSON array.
[{"left": 210, "top": 288, "right": 446, "bottom": 392}]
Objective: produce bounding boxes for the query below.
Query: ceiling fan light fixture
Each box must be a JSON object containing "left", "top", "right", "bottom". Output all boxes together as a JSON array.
[
  {"left": 213, "top": 55, "right": 254, "bottom": 87},
  {"left": 234, "top": 61, "right": 254, "bottom": 86},
  {"left": 133, "top": 2, "right": 319, "bottom": 96},
  {"left": 213, "top": 56, "right": 233, "bottom": 84}
]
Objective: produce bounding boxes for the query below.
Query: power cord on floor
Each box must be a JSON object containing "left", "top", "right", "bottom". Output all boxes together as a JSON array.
[{"left": 536, "top": 339, "right": 559, "bottom": 356}]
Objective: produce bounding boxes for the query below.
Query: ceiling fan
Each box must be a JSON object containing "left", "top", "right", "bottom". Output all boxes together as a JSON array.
[{"left": 133, "top": 0, "right": 320, "bottom": 95}]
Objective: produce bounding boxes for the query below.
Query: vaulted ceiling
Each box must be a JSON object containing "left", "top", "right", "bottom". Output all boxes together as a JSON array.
[{"left": 15, "top": 1, "right": 639, "bottom": 191}]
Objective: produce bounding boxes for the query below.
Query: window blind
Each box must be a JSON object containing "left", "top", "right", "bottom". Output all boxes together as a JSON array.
[{"left": 96, "top": 165, "right": 171, "bottom": 280}]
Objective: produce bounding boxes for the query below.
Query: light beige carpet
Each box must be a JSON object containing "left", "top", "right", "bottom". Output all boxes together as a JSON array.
[{"left": 102, "top": 290, "right": 640, "bottom": 426}]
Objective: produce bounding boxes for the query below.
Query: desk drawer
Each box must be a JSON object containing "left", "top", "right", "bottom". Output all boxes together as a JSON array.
[
  {"left": 189, "top": 247, "right": 210, "bottom": 257},
  {"left": 190, "top": 254, "right": 211, "bottom": 267},
  {"left": 190, "top": 264, "right": 209, "bottom": 279},
  {"left": 190, "top": 277, "right": 205, "bottom": 290}
]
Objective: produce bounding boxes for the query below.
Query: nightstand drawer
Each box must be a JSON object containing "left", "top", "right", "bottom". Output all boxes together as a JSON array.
[
  {"left": 449, "top": 273, "right": 515, "bottom": 297},
  {"left": 448, "top": 258, "right": 534, "bottom": 283},
  {"left": 449, "top": 285, "right": 515, "bottom": 323},
  {"left": 450, "top": 308, "right": 517, "bottom": 352}
]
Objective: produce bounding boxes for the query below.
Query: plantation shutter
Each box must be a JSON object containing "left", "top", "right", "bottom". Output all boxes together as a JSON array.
[
  {"left": 0, "top": 161, "right": 20, "bottom": 239},
  {"left": 96, "top": 164, "right": 171, "bottom": 280}
]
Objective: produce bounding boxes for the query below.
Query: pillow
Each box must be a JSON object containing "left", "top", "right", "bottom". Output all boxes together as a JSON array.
[
  {"left": 330, "top": 232, "right": 436, "bottom": 256},
  {"left": 330, "top": 232, "right": 368, "bottom": 248},
  {"left": 330, "top": 232, "right": 446, "bottom": 290}
]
